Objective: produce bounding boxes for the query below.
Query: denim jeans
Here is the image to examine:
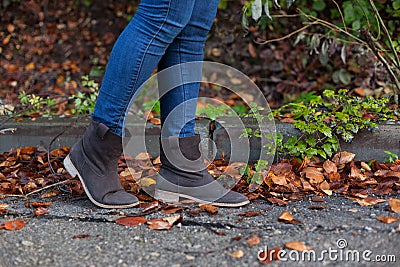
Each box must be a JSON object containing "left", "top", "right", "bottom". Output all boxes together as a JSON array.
[{"left": 92, "top": 0, "right": 220, "bottom": 137}]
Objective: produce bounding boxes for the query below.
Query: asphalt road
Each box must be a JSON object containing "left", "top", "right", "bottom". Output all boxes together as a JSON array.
[{"left": 1, "top": 195, "right": 399, "bottom": 267}]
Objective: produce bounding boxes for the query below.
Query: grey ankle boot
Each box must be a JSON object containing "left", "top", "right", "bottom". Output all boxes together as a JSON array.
[
  {"left": 63, "top": 121, "right": 139, "bottom": 209},
  {"left": 154, "top": 135, "right": 249, "bottom": 207}
]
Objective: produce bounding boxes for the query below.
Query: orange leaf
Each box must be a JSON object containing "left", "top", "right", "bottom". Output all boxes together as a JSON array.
[
  {"left": 272, "top": 175, "right": 287, "bottom": 186},
  {"left": 246, "top": 235, "right": 260, "bottom": 246},
  {"left": 258, "top": 247, "right": 281, "bottom": 264},
  {"left": 2, "top": 220, "right": 26, "bottom": 231},
  {"left": 267, "top": 198, "right": 288, "bottom": 206},
  {"left": 356, "top": 197, "right": 386, "bottom": 206},
  {"left": 116, "top": 216, "right": 147, "bottom": 227},
  {"left": 231, "top": 250, "right": 245, "bottom": 258},
  {"left": 389, "top": 198, "right": 400, "bottom": 214},
  {"left": 238, "top": 211, "right": 261, "bottom": 217},
  {"left": 199, "top": 204, "right": 218, "bottom": 214},
  {"left": 34, "top": 207, "right": 49, "bottom": 216},
  {"left": 147, "top": 219, "right": 172, "bottom": 230},
  {"left": 377, "top": 216, "right": 398, "bottom": 224},
  {"left": 278, "top": 211, "right": 293, "bottom": 221},
  {"left": 323, "top": 160, "right": 337, "bottom": 173},
  {"left": 161, "top": 205, "right": 183, "bottom": 214},
  {"left": 285, "top": 241, "right": 312, "bottom": 252},
  {"left": 332, "top": 152, "right": 355, "bottom": 165},
  {"left": 302, "top": 167, "right": 324, "bottom": 184}
]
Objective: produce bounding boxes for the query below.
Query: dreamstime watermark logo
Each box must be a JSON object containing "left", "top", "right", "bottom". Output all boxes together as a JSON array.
[
  {"left": 122, "top": 61, "right": 276, "bottom": 200},
  {"left": 257, "top": 239, "right": 397, "bottom": 263}
]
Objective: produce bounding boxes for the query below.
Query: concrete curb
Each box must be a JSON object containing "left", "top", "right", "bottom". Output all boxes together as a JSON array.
[{"left": 1, "top": 116, "right": 399, "bottom": 162}]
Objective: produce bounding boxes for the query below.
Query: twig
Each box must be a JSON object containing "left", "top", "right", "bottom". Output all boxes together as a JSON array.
[
  {"left": 47, "top": 129, "right": 67, "bottom": 178},
  {"left": 0, "top": 194, "right": 28, "bottom": 199},
  {"left": 255, "top": 22, "right": 317, "bottom": 45},
  {"left": 331, "top": 0, "right": 347, "bottom": 33},
  {"left": 25, "top": 179, "right": 74, "bottom": 197}
]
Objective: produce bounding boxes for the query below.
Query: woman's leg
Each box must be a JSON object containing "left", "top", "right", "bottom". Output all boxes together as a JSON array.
[
  {"left": 65, "top": 0, "right": 200, "bottom": 209},
  {"left": 93, "top": 0, "right": 196, "bottom": 137},
  {"left": 155, "top": 0, "right": 250, "bottom": 207},
  {"left": 158, "top": 0, "right": 219, "bottom": 138}
]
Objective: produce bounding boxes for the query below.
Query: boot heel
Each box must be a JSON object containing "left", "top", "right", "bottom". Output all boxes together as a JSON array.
[
  {"left": 154, "top": 190, "right": 180, "bottom": 203},
  {"left": 63, "top": 155, "right": 79, "bottom": 177}
]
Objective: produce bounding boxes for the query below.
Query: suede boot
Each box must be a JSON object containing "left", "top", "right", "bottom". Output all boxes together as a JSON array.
[
  {"left": 63, "top": 121, "right": 139, "bottom": 208},
  {"left": 155, "top": 135, "right": 249, "bottom": 207}
]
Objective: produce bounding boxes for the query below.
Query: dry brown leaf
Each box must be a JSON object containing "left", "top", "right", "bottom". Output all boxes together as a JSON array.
[
  {"left": 153, "top": 156, "right": 161, "bottom": 165},
  {"left": 40, "top": 190, "right": 59, "bottom": 198},
  {"left": 348, "top": 209, "right": 358, "bottom": 213},
  {"left": 24, "top": 201, "right": 52, "bottom": 208},
  {"left": 138, "top": 177, "right": 156, "bottom": 188},
  {"left": 356, "top": 197, "right": 386, "bottom": 206},
  {"left": 267, "top": 198, "right": 288, "bottom": 206},
  {"left": 302, "top": 167, "right": 325, "bottom": 184},
  {"left": 199, "top": 204, "right": 218, "bottom": 214},
  {"left": 230, "top": 250, "right": 245, "bottom": 258},
  {"left": 116, "top": 216, "right": 148, "bottom": 227},
  {"left": 278, "top": 210, "right": 294, "bottom": 221},
  {"left": 140, "top": 201, "right": 160, "bottom": 213},
  {"left": 272, "top": 175, "right": 288, "bottom": 186},
  {"left": 361, "top": 162, "right": 371, "bottom": 171},
  {"left": 285, "top": 241, "right": 312, "bottom": 252},
  {"left": 147, "top": 219, "right": 171, "bottom": 230},
  {"left": 238, "top": 211, "right": 261, "bottom": 217},
  {"left": 278, "top": 211, "right": 302, "bottom": 224},
  {"left": 1, "top": 220, "right": 26, "bottom": 231},
  {"left": 332, "top": 152, "right": 356, "bottom": 165},
  {"left": 377, "top": 216, "right": 398, "bottom": 224},
  {"left": 246, "top": 235, "right": 260, "bottom": 246},
  {"left": 311, "top": 196, "right": 325, "bottom": 202},
  {"left": 161, "top": 205, "right": 183, "bottom": 214},
  {"left": 34, "top": 207, "right": 49, "bottom": 216},
  {"left": 389, "top": 198, "right": 400, "bottom": 214},
  {"left": 135, "top": 152, "right": 152, "bottom": 161},
  {"left": 248, "top": 43, "right": 257, "bottom": 58},
  {"left": 149, "top": 118, "right": 161, "bottom": 125},
  {"left": 323, "top": 160, "right": 337, "bottom": 173}
]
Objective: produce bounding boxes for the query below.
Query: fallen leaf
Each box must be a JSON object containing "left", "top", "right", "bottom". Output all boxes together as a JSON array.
[
  {"left": 278, "top": 211, "right": 301, "bottom": 225},
  {"left": 24, "top": 201, "right": 52, "bottom": 208},
  {"left": 199, "top": 204, "right": 218, "bottom": 214},
  {"left": 285, "top": 241, "right": 312, "bottom": 251},
  {"left": 34, "top": 207, "right": 49, "bottom": 216},
  {"left": 377, "top": 216, "right": 398, "bottom": 224},
  {"left": 389, "top": 198, "right": 400, "bottom": 214},
  {"left": 161, "top": 205, "right": 183, "bottom": 214},
  {"left": 1, "top": 220, "right": 26, "bottom": 231},
  {"left": 348, "top": 209, "right": 358, "bottom": 213},
  {"left": 272, "top": 175, "right": 287, "bottom": 185},
  {"left": 246, "top": 235, "right": 260, "bottom": 246},
  {"left": 140, "top": 201, "right": 159, "bottom": 213},
  {"left": 230, "top": 250, "right": 245, "bottom": 258},
  {"left": 332, "top": 152, "right": 356, "bottom": 165},
  {"left": 356, "top": 197, "right": 386, "bottom": 206},
  {"left": 116, "top": 216, "right": 148, "bottom": 227},
  {"left": 138, "top": 177, "right": 156, "bottom": 188},
  {"left": 40, "top": 190, "right": 59, "bottom": 198},
  {"left": 323, "top": 160, "right": 337, "bottom": 173},
  {"left": 135, "top": 152, "right": 152, "bottom": 161},
  {"left": 302, "top": 167, "right": 325, "bottom": 184},
  {"left": 311, "top": 196, "right": 325, "bottom": 202},
  {"left": 238, "top": 211, "right": 261, "bottom": 217},
  {"left": 163, "top": 215, "right": 181, "bottom": 225},
  {"left": 267, "top": 198, "right": 288, "bottom": 206}
]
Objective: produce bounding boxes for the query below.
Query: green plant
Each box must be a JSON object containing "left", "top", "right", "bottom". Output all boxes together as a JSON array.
[
  {"left": 274, "top": 89, "right": 395, "bottom": 159},
  {"left": 143, "top": 100, "right": 161, "bottom": 114},
  {"left": 196, "top": 103, "right": 236, "bottom": 120},
  {"left": 18, "top": 91, "right": 56, "bottom": 115},
  {"left": 384, "top": 150, "right": 399, "bottom": 163},
  {"left": 240, "top": 159, "right": 269, "bottom": 185},
  {"left": 69, "top": 75, "right": 99, "bottom": 114}
]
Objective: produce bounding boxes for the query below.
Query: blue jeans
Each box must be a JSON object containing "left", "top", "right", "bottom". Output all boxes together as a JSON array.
[{"left": 92, "top": 0, "right": 219, "bottom": 137}]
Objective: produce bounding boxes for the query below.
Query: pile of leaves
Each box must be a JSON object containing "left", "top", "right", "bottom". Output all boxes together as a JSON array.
[{"left": 0, "top": 146, "right": 399, "bottom": 203}]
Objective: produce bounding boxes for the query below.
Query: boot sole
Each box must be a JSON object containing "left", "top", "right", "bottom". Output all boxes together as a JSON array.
[
  {"left": 154, "top": 189, "right": 250, "bottom": 207},
  {"left": 63, "top": 154, "right": 139, "bottom": 209}
]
